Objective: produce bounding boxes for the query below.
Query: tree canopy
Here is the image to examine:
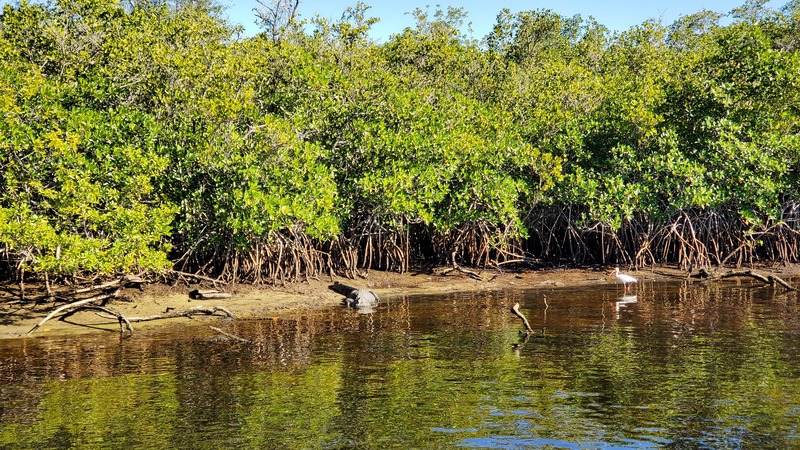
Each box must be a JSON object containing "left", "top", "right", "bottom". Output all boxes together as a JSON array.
[{"left": 1, "top": 0, "right": 799, "bottom": 281}]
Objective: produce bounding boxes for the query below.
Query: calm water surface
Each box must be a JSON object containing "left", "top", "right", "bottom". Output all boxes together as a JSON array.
[{"left": 1, "top": 280, "right": 799, "bottom": 449}]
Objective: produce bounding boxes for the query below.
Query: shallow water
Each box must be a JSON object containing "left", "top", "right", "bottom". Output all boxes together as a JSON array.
[{"left": 1, "top": 280, "right": 799, "bottom": 449}]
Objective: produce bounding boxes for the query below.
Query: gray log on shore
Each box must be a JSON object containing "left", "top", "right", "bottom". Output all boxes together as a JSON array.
[
  {"left": 328, "top": 282, "right": 380, "bottom": 308},
  {"left": 189, "top": 289, "right": 234, "bottom": 300}
]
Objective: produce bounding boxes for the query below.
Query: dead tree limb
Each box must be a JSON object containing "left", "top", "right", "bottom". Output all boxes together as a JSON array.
[
  {"left": 63, "top": 305, "right": 134, "bottom": 334},
  {"left": 440, "top": 265, "right": 483, "bottom": 281},
  {"left": 440, "top": 251, "right": 484, "bottom": 281},
  {"left": 495, "top": 258, "right": 538, "bottom": 267},
  {"left": 124, "top": 305, "right": 236, "bottom": 322},
  {"left": 769, "top": 274, "right": 798, "bottom": 291},
  {"left": 719, "top": 270, "right": 771, "bottom": 284},
  {"left": 27, "top": 290, "right": 121, "bottom": 335},
  {"left": 511, "top": 303, "right": 535, "bottom": 335}
]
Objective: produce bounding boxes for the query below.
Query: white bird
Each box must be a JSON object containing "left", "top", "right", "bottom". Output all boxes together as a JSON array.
[{"left": 614, "top": 267, "right": 637, "bottom": 294}]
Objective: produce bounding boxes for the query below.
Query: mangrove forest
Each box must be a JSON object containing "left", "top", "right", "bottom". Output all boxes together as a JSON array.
[{"left": 1, "top": 0, "right": 799, "bottom": 283}]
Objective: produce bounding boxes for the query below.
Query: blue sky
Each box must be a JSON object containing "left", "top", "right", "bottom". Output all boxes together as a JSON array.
[{"left": 222, "top": 0, "right": 788, "bottom": 41}]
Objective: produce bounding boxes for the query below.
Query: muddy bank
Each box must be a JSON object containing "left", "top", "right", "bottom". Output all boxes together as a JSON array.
[{"left": 2, "top": 265, "right": 798, "bottom": 339}]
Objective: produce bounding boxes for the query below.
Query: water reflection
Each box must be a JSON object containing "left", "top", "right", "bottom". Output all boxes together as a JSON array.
[
  {"left": 1, "top": 280, "right": 799, "bottom": 448},
  {"left": 615, "top": 295, "right": 638, "bottom": 318}
]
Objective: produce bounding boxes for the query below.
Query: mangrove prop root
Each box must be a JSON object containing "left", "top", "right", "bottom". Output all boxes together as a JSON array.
[
  {"left": 511, "top": 302, "right": 535, "bottom": 335},
  {"left": 26, "top": 289, "right": 121, "bottom": 335},
  {"left": 71, "top": 275, "right": 145, "bottom": 295},
  {"left": 700, "top": 269, "right": 797, "bottom": 291},
  {"left": 170, "top": 270, "right": 224, "bottom": 287},
  {"left": 441, "top": 251, "right": 484, "bottom": 281},
  {"left": 525, "top": 205, "right": 800, "bottom": 270}
]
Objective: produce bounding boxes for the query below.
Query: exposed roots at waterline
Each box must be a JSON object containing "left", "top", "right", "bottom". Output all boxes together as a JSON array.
[
  {"left": 526, "top": 203, "right": 800, "bottom": 270},
  {"left": 12, "top": 204, "right": 791, "bottom": 288},
  {"left": 694, "top": 268, "right": 797, "bottom": 291}
]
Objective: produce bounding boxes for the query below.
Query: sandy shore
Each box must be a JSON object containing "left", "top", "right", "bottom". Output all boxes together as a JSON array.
[{"left": 2, "top": 265, "right": 798, "bottom": 339}]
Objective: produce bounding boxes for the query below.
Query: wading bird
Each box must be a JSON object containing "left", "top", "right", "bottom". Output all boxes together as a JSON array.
[{"left": 614, "top": 267, "right": 637, "bottom": 294}]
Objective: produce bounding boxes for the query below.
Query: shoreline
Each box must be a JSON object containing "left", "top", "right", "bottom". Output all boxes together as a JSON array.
[{"left": 2, "top": 264, "right": 798, "bottom": 340}]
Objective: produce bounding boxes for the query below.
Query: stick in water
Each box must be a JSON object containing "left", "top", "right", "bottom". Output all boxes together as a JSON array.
[{"left": 511, "top": 303, "right": 535, "bottom": 335}]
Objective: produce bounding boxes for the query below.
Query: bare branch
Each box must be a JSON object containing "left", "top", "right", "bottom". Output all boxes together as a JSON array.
[
  {"left": 254, "top": 0, "right": 301, "bottom": 43},
  {"left": 27, "top": 290, "right": 121, "bottom": 335},
  {"left": 124, "top": 305, "right": 236, "bottom": 322},
  {"left": 511, "top": 302, "right": 535, "bottom": 334}
]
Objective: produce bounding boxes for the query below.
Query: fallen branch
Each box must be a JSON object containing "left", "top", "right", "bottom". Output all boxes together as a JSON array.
[
  {"left": 27, "top": 290, "right": 121, "bottom": 335},
  {"left": 719, "top": 270, "right": 771, "bottom": 283},
  {"left": 510, "top": 303, "right": 535, "bottom": 335},
  {"left": 770, "top": 274, "right": 798, "bottom": 291},
  {"left": 495, "top": 258, "right": 538, "bottom": 267},
  {"left": 439, "top": 251, "right": 484, "bottom": 281},
  {"left": 124, "top": 305, "right": 236, "bottom": 322},
  {"left": 209, "top": 326, "right": 252, "bottom": 344},
  {"left": 63, "top": 305, "right": 134, "bottom": 334}
]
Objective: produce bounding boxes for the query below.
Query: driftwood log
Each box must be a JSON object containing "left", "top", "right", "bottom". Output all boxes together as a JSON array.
[{"left": 189, "top": 289, "right": 234, "bottom": 300}]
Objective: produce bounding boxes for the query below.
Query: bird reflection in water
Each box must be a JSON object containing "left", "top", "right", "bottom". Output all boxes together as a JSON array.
[{"left": 615, "top": 294, "right": 638, "bottom": 319}]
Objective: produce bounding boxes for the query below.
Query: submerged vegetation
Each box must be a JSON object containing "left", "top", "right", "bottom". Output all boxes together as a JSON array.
[{"left": 0, "top": 0, "right": 799, "bottom": 282}]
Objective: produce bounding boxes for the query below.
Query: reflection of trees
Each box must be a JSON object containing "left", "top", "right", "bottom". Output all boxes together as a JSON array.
[
  {"left": 551, "top": 281, "right": 800, "bottom": 446},
  {"left": 1, "top": 282, "right": 799, "bottom": 448}
]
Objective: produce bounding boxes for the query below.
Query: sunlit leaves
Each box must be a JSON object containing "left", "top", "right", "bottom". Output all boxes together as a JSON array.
[
  {"left": 223, "top": 115, "right": 339, "bottom": 243},
  {"left": 0, "top": 107, "right": 175, "bottom": 274},
  {"left": 2, "top": 0, "right": 800, "bottom": 276}
]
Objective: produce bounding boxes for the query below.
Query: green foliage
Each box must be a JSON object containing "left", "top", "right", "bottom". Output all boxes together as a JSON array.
[
  {"left": 0, "top": 97, "right": 175, "bottom": 274},
  {"left": 1, "top": 0, "right": 799, "bottom": 278},
  {"left": 0, "top": 0, "right": 176, "bottom": 275},
  {"left": 207, "top": 115, "right": 340, "bottom": 246}
]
